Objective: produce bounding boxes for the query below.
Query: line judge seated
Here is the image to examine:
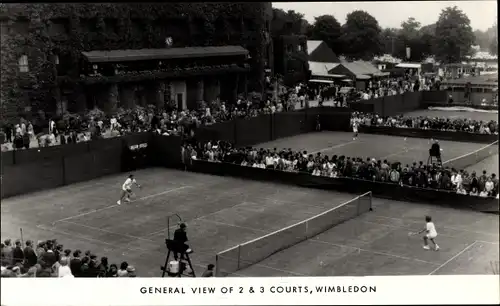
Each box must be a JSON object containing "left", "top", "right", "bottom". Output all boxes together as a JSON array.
[{"left": 172, "top": 223, "right": 192, "bottom": 260}]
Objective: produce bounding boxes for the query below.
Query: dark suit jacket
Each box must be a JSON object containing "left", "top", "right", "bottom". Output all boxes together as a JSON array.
[
  {"left": 41, "top": 251, "right": 57, "bottom": 268},
  {"left": 23, "top": 246, "right": 37, "bottom": 268},
  {"left": 12, "top": 246, "right": 24, "bottom": 264},
  {"left": 70, "top": 258, "right": 82, "bottom": 276},
  {"left": 173, "top": 229, "right": 188, "bottom": 244}
]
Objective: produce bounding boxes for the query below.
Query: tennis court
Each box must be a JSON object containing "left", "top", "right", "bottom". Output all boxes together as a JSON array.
[
  {"left": 254, "top": 131, "right": 499, "bottom": 175},
  {"left": 2, "top": 166, "right": 498, "bottom": 277},
  {"left": 404, "top": 108, "right": 498, "bottom": 122}
]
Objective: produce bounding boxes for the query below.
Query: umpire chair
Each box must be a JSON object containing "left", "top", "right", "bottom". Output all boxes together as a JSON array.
[
  {"left": 160, "top": 239, "right": 196, "bottom": 277},
  {"left": 427, "top": 141, "right": 442, "bottom": 167}
]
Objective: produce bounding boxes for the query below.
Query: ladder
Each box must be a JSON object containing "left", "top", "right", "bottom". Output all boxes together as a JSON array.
[{"left": 160, "top": 239, "right": 196, "bottom": 277}]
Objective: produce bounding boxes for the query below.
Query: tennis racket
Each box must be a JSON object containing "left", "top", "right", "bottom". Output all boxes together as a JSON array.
[{"left": 408, "top": 232, "right": 418, "bottom": 237}]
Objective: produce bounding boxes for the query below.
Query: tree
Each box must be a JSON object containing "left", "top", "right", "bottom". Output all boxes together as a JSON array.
[
  {"left": 271, "top": 8, "right": 308, "bottom": 37},
  {"left": 434, "top": 6, "right": 475, "bottom": 64},
  {"left": 340, "top": 10, "right": 383, "bottom": 60},
  {"left": 400, "top": 17, "right": 421, "bottom": 39},
  {"left": 379, "top": 28, "right": 400, "bottom": 55},
  {"left": 488, "top": 22, "right": 498, "bottom": 55},
  {"left": 308, "top": 15, "right": 342, "bottom": 54}
]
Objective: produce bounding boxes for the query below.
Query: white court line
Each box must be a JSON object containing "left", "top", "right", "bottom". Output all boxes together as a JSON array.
[
  {"left": 311, "top": 239, "right": 439, "bottom": 266},
  {"left": 310, "top": 140, "right": 357, "bottom": 154},
  {"left": 372, "top": 215, "right": 500, "bottom": 238},
  {"left": 141, "top": 199, "right": 253, "bottom": 238},
  {"left": 198, "top": 219, "right": 267, "bottom": 233},
  {"left": 60, "top": 220, "right": 154, "bottom": 242},
  {"left": 35, "top": 223, "right": 212, "bottom": 274},
  {"left": 428, "top": 241, "right": 478, "bottom": 275},
  {"left": 51, "top": 186, "right": 192, "bottom": 224},
  {"left": 380, "top": 146, "right": 421, "bottom": 160}
]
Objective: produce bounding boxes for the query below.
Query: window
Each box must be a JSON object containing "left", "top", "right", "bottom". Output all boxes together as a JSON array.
[
  {"left": 298, "top": 45, "right": 302, "bottom": 52},
  {"left": 18, "top": 55, "right": 29, "bottom": 72},
  {"left": 13, "top": 18, "right": 29, "bottom": 35},
  {"left": 81, "top": 18, "right": 97, "bottom": 32},
  {"left": 104, "top": 18, "right": 118, "bottom": 34},
  {"left": 49, "top": 18, "right": 69, "bottom": 36},
  {"left": 131, "top": 19, "right": 143, "bottom": 37},
  {"left": 54, "top": 54, "right": 59, "bottom": 65}
]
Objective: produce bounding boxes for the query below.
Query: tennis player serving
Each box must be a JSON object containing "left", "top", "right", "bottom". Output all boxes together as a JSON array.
[{"left": 409, "top": 216, "right": 440, "bottom": 251}]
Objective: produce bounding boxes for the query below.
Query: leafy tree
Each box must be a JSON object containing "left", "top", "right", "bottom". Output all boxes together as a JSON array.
[
  {"left": 400, "top": 17, "right": 421, "bottom": 39},
  {"left": 488, "top": 22, "right": 498, "bottom": 55},
  {"left": 340, "top": 10, "right": 383, "bottom": 60},
  {"left": 434, "top": 6, "right": 475, "bottom": 64},
  {"left": 271, "top": 8, "right": 308, "bottom": 37},
  {"left": 308, "top": 15, "right": 342, "bottom": 54},
  {"left": 379, "top": 28, "right": 398, "bottom": 55}
]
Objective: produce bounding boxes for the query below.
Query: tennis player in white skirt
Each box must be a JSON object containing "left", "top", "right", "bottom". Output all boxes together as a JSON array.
[{"left": 410, "top": 216, "right": 440, "bottom": 251}]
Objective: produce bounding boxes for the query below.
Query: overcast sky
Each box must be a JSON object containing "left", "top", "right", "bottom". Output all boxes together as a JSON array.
[{"left": 273, "top": 1, "right": 497, "bottom": 31}]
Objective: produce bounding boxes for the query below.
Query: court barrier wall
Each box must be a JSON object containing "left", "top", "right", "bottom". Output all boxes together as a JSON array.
[
  {"left": 359, "top": 126, "right": 499, "bottom": 144},
  {"left": 0, "top": 132, "right": 153, "bottom": 199},
  {"left": 188, "top": 160, "right": 499, "bottom": 214},
  {"left": 193, "top": 108, "right": 352, "bottom": 147},
  {"left": 423, "top": 102, "right": 498, "bottom": 111},
  {"left": 422, "top": 90, "right": 447, "bottom": 103},
  {"left": 350, "top": 91, "right": 424, "bottom": 117}
]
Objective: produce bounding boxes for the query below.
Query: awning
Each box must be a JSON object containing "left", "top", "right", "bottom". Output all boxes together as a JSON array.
[
  {"left": 82, "top": 46, "right": 249, "bottom": 63},
  {"left": 396, "top": 63, "right": 421, "bottom": 69},
  {"left": 309, "top": 79, "right": 334, "bottom": 84},
  {"left": 373, "top": 72, "right": 390, "bottom": 77},
  {"left": 339, "top": 87, "right": 354, "bottom": 93},
  {"left": 355, "top": 74, "right": 371, "bottom": 80}
]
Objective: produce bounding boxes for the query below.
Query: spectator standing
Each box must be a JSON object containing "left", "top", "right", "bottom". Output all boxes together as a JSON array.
[
  {"left": 1, "top": 239, "right": 13, "bottom": 266},
  {"left": 12, "top": 239, "right": 24, "bottom": 265},
  {"left": 70, "top": 250, "right": 82, "bottom": 277},
  {"left": 23, "top": 240, "right": 37, "bottom": 269}
]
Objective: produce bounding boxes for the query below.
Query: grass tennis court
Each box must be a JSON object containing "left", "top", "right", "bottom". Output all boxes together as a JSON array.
[
  {"left": 2, "top": 166, "right": 498, "bottom": 276},
  {"left": 403, "top": 109, "right": 498, "bottom": 122},
  {"left": 254, "top": 131, "right": 498, "bottom": 175}
]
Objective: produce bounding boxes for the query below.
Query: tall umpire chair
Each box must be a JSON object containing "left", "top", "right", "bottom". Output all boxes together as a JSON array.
[{"left": 427, "top": 143, "right": 442, "bottom": 167}]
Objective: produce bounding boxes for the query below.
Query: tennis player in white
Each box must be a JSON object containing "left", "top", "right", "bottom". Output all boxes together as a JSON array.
[
  {"left": 415, "top": 216, "right": 440, "bottom": 251},
  {"left": 117, "top": 174, "right": 141, "bottom": 205},
  {"left": 352, "top": 120, "right": 359, "bottom": 140}
]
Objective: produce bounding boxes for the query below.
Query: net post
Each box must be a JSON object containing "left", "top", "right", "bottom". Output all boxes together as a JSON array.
[
  {"left": 357, "top": 195, "right": 361, "bottom": 216},
  {"left": 369, "top": 191, "right": 373, "bottom": 211},
  {"left": 215, "top": 254, "right": 219, "bottom": 277},
  {"left": 237, "top": 244, "right": 241, "bottom": 270}
]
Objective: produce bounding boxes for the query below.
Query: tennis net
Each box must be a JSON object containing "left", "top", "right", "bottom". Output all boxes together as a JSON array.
[
  {"left": 215, "top": 191, "right": 373, "bottom": 276},
  {"left": 443, "top": 140, "right": 499, "bottom": 170}
]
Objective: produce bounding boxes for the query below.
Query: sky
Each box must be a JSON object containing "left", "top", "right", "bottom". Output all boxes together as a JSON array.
[{"left": 273, "top": 1, "right": 497, "bottom": 31}]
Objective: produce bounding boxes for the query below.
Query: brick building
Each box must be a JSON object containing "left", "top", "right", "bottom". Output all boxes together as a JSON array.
[{"left": 0, "top": 3, "right": 272, "bottom": 120}]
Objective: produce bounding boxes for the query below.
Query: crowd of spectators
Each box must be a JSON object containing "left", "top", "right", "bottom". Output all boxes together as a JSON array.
[
  {"left": 307, "top": 74, "right": 441, "bottom": 107},
  {"left": 187, "top": 140, "right": 499, "bottom": 198},
  {"left": 1, "top": 95, "right": 299, "bottom": 152},
  {"left": 1, "top": 238, "right": 136, "bottom": 278},
  {"left": 352, "top": 112, "right": 499, "bottom": 134}
]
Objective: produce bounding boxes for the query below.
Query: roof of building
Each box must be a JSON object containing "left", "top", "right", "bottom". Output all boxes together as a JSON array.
[
  {"left": 396, "top": 63, "right": 421, "bottom": 69},
  {"left": 307, "top": 40, "right": 323, "bottom": 55},
  {"left": 338, "top": 61, "right": 384, "bottom": 77},
  {"left": 82, "top": 46, "right": 249, "bottom": 63},
  {"left": 309, "top": 61, "right": 341, "bottom": 77}
]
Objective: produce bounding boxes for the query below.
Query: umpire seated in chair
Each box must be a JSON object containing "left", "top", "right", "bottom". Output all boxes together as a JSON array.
[
  {"left": 429, "top": 140, "right": 442, "bottom": 164},
  {"left": 172, "top": 223, "right": 192, "bottom": 260}
]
